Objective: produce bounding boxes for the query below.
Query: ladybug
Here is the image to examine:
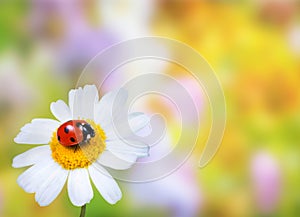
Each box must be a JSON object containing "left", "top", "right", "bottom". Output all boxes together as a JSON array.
[{"left": 57, "top": 120, "right": 95, "bottom": 147}]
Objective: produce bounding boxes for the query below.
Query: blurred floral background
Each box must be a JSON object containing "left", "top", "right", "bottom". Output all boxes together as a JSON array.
[{"left": 1, "top": 0, "right": 300, "bottom": 217}]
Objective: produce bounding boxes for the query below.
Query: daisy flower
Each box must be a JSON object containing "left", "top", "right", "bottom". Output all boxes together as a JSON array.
[{"left": 12, "top": 85, "right": 150, "bottom": 207}]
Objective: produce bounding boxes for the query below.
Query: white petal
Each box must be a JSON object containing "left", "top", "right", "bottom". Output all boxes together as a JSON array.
[
  {"left": 94, "top": 88, "right": 127, "bottom": 127},
  {"left": 81, "top": 85, "right": 99, "bottom": 120},
  {"left": 106, "top": 139, "right": 149, "bottom": 157},
  {"left": 50, "top": 100, "right": 72, "bottom": 122},
  {"left": 35, "top": 162, "right": 68, "bottom": 206},
  {"left": 14, "top": 132, "right": 50, "bottom": 145},
  {"left": 68, "top": 168, "right": 93, "bottom": 207},
  {"left": 69, "top": 87, "right": 83, "bottom": 119},
  {"left": 128, "top": 112, "right": 151, "bottom": 133},
  {"left": 25, "top": 119, "right": 60, "bottom": 132},
  {"left": 97, "top": 150, "right": 134, "bottom": 170},
  {"left": 105, "top": 112, "right": 150, "bottom": 140},
  {"left": 68, "top": 89, "right": 76, "bottom": 116},
  {"left": 12, "top": 145, "right": 51, "bottom": 168},
  {"left": 112, "top": 152, "right": 138, "bottom": 164},
  {"left": 112, "top": 152, "right": 138, "bottom": 163},
  {"left": 14, "top": 119, "right": 59, "bottom": 145},
  {"left": 69, "top": 85, "right": 99, "bottom": 120},
  {"left": 17, "top": 155, "right": 54, "bottom": 193},
  {"left": 88, "top": 164, "right": 122, "bottom": 204}
]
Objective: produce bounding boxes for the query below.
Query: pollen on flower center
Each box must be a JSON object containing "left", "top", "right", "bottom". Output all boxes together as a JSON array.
[{"left": 50, "top": 120, "right": 106, "bottom": 170}]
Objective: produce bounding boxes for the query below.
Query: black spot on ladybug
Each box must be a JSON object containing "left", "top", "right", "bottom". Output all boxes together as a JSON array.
[
  {"left": 58, "top": 136, "right": 60, "bottom": 141},
  {"left": 64, "top": 127, "right": 69, "bottom": 134},
  {"left": 70, "top": 137, "right": 76, "bottom": 142}
]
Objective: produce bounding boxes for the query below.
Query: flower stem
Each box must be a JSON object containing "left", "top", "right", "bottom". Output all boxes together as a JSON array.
[{"left": 79, "top": 204, "right": 86, "bottom": 217}]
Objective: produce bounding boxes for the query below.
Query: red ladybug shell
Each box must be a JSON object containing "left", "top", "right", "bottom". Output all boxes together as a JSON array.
[{"left": 57, "top": 120, "right": 86, "bottom": 147}]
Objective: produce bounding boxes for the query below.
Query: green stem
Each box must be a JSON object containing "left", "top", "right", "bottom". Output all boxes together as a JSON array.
[{"left": 79, "top": 204, "right": 86, "bottom": 217}]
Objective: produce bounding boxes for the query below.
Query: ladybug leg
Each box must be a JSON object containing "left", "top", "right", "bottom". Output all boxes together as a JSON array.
[{"left": 74, "top": 144, "right": 79, "bottom": 153}]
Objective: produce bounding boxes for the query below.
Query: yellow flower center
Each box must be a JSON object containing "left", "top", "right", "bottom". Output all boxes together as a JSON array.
[{"left": 50, "top": 120, "right": 106, "bottom": 170}]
